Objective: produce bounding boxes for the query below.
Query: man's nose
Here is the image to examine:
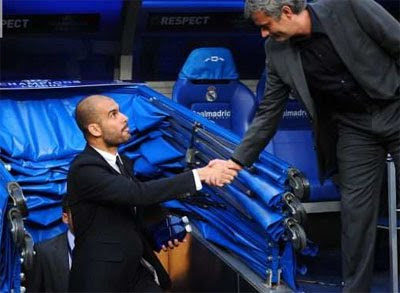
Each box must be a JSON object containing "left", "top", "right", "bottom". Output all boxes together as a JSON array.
[
  {"left": 261, "top": 28, "right": 270, "bottom": 38},
  {"left": 121, "top": 112, "right": 128, "bottom": 122}
]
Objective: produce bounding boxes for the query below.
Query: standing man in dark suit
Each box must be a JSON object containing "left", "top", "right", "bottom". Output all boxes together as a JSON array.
[
  {"left": 26, "top": 196, "right": 74, "bottom": 292},
  {"left": 212, "top": 0, "right": 399, "bottom": 291},
  {"left": 67, "top": 95, "right": 236, "bottom": 292}
]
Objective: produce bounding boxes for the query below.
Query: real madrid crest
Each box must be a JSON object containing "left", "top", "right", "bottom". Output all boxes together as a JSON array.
[{"left": 205, "top": 86, "right": 217, "bottom": 102}]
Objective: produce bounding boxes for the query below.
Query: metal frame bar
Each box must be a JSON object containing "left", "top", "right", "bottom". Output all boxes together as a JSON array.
[
  {"left": 118, "top": 0, "right": 142, "bottom": 81},
  {"left": 387, "top": 157, "right": 398, "bottom": 293},
  {"left": 302, "top": 201, "right": 341, "bottom": 213}
]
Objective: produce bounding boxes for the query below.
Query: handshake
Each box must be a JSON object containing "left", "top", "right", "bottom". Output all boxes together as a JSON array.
[{"left": 196, "top": 159, "right": 243, "bottom": 187}]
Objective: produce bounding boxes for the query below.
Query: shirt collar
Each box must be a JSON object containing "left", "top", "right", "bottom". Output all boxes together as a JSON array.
[
  {"left": 291, "top": 5, "right": 325, "bottom": 44},
  {"left": 90, "top": 145, "right": 120, "bottom": 172},
  {"left": 308, "top": 5, "right": 324, "bottom": 34}
]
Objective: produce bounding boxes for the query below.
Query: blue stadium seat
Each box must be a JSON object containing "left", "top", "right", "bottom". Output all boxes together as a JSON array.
[
  {"left": 172, "top": 47, "right": 258, "bottom": 137},
  {"left": 257, "top": 71, "right": 341, "bottom": 202}
]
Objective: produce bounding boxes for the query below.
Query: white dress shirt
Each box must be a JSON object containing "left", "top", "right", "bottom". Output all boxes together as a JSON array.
[{"left": 67, "top": 230, "right": 75, "bottom": 270}]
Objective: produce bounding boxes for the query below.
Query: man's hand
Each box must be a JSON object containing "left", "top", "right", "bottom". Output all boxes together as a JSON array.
[
  {"left": 197, "top": 161, "right": 238, "bottom": 187},
  {"left": 208, "top": 159, "right": 243, "bottom": 172},
  {"left": 161, "top": 238, "right": 186, "bottom": 251}
]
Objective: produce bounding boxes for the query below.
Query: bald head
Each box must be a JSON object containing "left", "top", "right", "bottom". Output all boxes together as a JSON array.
[{"left": 75, "top": 95, "right": 112, "bottom": 137}]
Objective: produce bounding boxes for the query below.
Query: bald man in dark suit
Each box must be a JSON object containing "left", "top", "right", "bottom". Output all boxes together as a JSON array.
[{"left": 67, "top": 95, "right": 236, "bottom": 292}]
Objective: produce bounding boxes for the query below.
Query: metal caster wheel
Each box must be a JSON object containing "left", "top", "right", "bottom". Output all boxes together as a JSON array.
[
  {"left": 283, "top": 192, "right": 307, "bottom": 224},
  {"left": 7, "top": 182, "right": 28, "bottom": 217},
  {"left": 21, "top": 232, "right": 34, "bottom": 270},
  {"left": 284, "top": 218, "right": 307, "bottom": 251},
  {"left": 288, "top": 168, "right": 310, "bottom": 200},
  {"left": 7, "top": 207, "right": 25, "bottom": 245}
]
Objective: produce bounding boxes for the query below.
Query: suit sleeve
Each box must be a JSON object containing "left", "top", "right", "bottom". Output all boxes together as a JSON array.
[
  {"left": 350, "top": 0, "right": 400, "bottom": 65},
  {"left": 232, "top": 40, "right": 291, "bottom": 167},
  {"left": 69, "top": 164, "right": 197, "bottom": 206}
]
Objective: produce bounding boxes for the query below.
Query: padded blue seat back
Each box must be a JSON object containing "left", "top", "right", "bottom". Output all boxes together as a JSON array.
[
  {"left": 257, "top": 72, "right": 341, "bottom": 201},
  {"left": 172, "top": 47, "right": 257, "bottom": 137}
]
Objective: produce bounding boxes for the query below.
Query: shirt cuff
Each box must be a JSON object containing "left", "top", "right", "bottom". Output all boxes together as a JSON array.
[{"left": 192, "top": 170, "right": 203, "bottom": 191}]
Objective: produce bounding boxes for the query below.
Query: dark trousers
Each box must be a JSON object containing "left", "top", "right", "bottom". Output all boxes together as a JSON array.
[
  {"left": 335, "top": 99, "right": 400, "bottom": 292},
  {"left": 131, "top": 264, "right": 163, "bottom": 293}
]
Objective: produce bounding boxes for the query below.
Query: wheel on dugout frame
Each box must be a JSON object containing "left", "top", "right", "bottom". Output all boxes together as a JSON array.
[
  {"left": 21, "top": 232, "right": 34, "bottom": 270},
  {"left": 284, "top": 218, "right": 307, "bottom": 251},
  {"left": 287, "top": 168, "right": 309, "bottom": 200},
  {"left": 283, "top": 192, "right": 307, "bottom": 224},
  {"left": 7, "top": 182, "right": 28, "bottom": 217},
  {"left": 7, "top": 207, "right": 25, "bottom": 245}
]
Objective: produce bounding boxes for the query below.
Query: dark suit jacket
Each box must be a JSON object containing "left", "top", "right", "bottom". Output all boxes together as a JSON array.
[
  {"left": 26, "top": 232, "right": 69, "bottom": 293},
  {"left": 67, "top": 145, "right": 197, "bottom": 292},
  {"left": 232, "top": 0, "right": 400, "bottom": 179}
]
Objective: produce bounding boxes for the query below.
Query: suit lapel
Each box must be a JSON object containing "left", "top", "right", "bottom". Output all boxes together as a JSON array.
[
  {"left": 86, "top": 145, "right": 139, "bottom": 217},
  {"left": 284, "top": 43, "right": 316, "bottom": 120},
  {"left": 311, "top": 2, "right": 353, "bottom": 74},
  {"left": 121, "top": 155, "right": 139, "bottom": 182},
  {"left": 283, "top": 1, "right": 351, "bottom": 122},
  {"left": 84, "top": 145, "right": 121, "bottom": 176}
]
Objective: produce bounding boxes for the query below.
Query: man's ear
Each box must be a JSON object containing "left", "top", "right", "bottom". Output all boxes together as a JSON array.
[
  {"left": 87, "top": 123, "right": 102, "bottom": 137},
  {"left": 62, "top": 212, "right": 69, "bottom": 225},
  {"left": 281, "top": 5, "right": 294, "bottom": 19}
]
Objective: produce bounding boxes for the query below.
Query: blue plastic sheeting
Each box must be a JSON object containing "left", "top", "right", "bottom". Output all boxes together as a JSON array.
[
  {"left": 134, "top": 157, "right": 163, "bottom": 178},
  {"left": 223, "top": 185, "right": 283, "bottom": 241},
  {"left": 0, "top": 226, "right": 21, "bottom": 293},
  {"left": 0, "top": 97, "right": 84, "bottom": 161},
  {"left": 119, "top": 132, "right": 162, "bottom": 153},
  {"left": 130, "top": 97, "right": 170, "bottom": 132},
  {"left": 26, "top": 196, "right": 60, "bottom": 211},
  {"left": 26, "top": 205, "right": 62, "bottom": 227},
  {"left": 139, "top": 137, "right": 184, "bottom": 165},
  {"left": 195, "top": 221, "right": 275, "bottom": 277},
  {"left": 238, "top": 170, "right": 286, "bottom": 209},
  {"left": 14, "top": 172, "right": 67, "bottom": 184},
  {"left": 280, "top": 242, "right": 298, "bottom": 290},
  {"left": 0, "top": 83, "right": 308, "bottom": 291},
  {"left": 0, "top": 156, "right": 72, "bottom": 171},
  {"left": 0, "top": 164, "right": 21, "bottom": 293},
  {"left": 22, "top": 182, "right": 66, "bottom": 196},
  {"left": 179, "top": 47, "right": 239, "bottom": 80}
]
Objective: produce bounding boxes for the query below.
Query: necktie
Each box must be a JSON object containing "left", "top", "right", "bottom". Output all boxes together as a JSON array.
[
  {"left": 116, "top": 155, "right": 136, "bottom": 216},
  {"left": 116, "top": 155, "right": 128, "bottom": 177},
  {"left": 116, "top": 157, "right": 157, "bottom": 282}
]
